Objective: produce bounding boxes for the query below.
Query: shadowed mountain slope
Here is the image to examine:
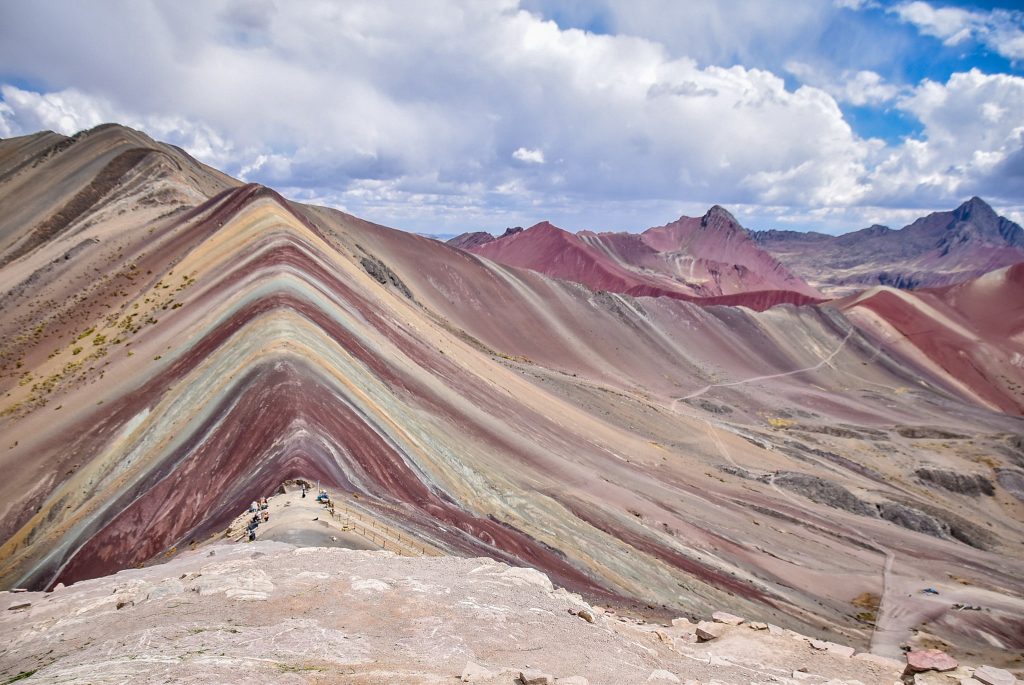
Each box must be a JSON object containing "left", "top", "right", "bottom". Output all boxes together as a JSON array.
[{"left": 0, "top": 125, "right": 1022, "bottom": 661}]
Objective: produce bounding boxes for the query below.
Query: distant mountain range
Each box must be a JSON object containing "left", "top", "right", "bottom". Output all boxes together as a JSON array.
[
  {"left": 449, "top": 197, "right": 1024, "bottom": 301},
  {"left": 753, "top": 197, "right": 1024, "bottom": 295},
  {"left": 449, "top": 207, "right": 822, "bottom": 311}
]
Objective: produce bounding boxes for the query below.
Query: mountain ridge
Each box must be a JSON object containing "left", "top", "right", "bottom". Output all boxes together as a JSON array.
[
  {"left": 753, "top": 197, "right": 1024, "bottom": 295},
  {"left": 460, "top": 207, "right": 821, "bottom": 310}
]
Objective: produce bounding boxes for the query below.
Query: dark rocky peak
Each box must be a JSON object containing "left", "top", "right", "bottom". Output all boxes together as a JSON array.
[
  {"left": 940, "top": 197, "right": 1024, "bottom": 250},
  {"left": 862, "top": 224, "right": 892, "bottom": 236},
  {"left": 446, "top": 231, "right": 495, "bottom": 250},
  {"left": 499, "top": 226, "right": 523, "bottom": 239},
  {"left": 700, "top": 205, "right": 743, "bottom": 233},
  {"left": 954, "top": 196, "right": 998, "bottom": 224}
]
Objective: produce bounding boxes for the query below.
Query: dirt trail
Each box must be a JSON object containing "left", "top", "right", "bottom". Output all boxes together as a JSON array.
[{"left": 674, "top": 330, "right": 853, "bottom": 406}]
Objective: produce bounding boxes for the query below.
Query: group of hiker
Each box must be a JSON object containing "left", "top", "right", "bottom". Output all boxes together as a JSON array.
[
  {"left": 241, "top": 483, "right": 330, "bottom": 542},
  {"left": 245, "top": 497, "right": 270, "bottom": 541}
]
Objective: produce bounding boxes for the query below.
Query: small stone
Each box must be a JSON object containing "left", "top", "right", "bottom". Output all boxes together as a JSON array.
[
  {"left": 711, "top": 611, "right": 745, "bottom": 625},
  {"left": 648, "top": 671, "right": 681, "bottom": 683},
  {"left": 462, "top": 661, "right": 495, "bottom": 682},
  {"left": 519, "top": 669, "right": 554, "bottom": 685},
  {"left": 810, "top": 639, "right": 829, "bottom": 650},
  {"left": 767, "top": 623, "right": 784, "bottom": 636},
  {"left": 556, "top": 678, "right": 590, "bottom": 685},
  {"left": 695, "top": 620, "right": 726, "bottom": 642},
  {"left": 906, "top": 649, "right": 958, "bottom": 673},
  {"left": 7, "top": 602, "right": 30, "bottom": 611},
  {"left": 52, "top": 583, "right": 65, "bottom": 592},
  {"left": 749, "top": 621, "right": 768, "bottom": 630},
  {"left": 576, "top": 608, "right": 595, "bottom": 623},
  {"left": 654, "top": 630, "right": 672, "bottom": 644},
  {"left": 973, "top": 666, "right": 1017, "bottom": 685},
  {"left": 671, "top": 617, "right": 692, "bottom": 627},
  {"left": 675, "top": 633, "right": 698, "bottom": 646}
]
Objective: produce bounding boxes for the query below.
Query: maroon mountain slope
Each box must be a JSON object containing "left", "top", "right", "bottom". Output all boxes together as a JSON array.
[
  {"left": 754, "top": 198, "right": 1024, "bottom": 296},
  {"left": 465, "top": 207, "right": 821, "bottom": 311},
  {"left": 839, "top": 262, "right": 1024, "bottom": 415}
]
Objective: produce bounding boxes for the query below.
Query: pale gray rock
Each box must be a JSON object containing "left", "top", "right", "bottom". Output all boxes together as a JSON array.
[
  {"left": 973, "top": 666, "right": 1017, "bottom": 685},
  {"left": 556, "top": 677, "right": 590, "bottom": 685},
  {"left": 695, "top": 620, "right": 726, "bottom": 641},
  {"left": 461, "top": 661, "right": 495, "bottom": 682},
  {"left": 520, "top": 669, "right": 554, "bottom": 684},
  {"left": 648, "top": 670, "right": 681, "bottom": 682},
  {"left": 712, "top": 610, "right": 745, "bottom": 625}
]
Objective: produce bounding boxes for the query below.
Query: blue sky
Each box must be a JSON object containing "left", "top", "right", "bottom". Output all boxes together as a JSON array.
[{"left": 1, "top": 0, "right": 1023, "bottom": 235}]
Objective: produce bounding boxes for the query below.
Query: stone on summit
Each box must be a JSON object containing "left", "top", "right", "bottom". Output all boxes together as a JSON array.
[
  {"left": 711, "top": 610, "right": 744, "bottom": 625},
  {"left": 906, "top": 649, "right": 959, "bottom": 673}
]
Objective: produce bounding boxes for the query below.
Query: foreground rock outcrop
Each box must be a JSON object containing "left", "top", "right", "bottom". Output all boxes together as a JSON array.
[{"left": 0, "top": 541, "right": 931, "bottom": 685}]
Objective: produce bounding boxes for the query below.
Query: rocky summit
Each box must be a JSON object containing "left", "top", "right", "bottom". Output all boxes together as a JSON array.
[
  {"left": 0, "top": 540, "right": 916, "bottom": 685},
  {"left": 2, "top": 485, "right": 1019, "bottom": 684}
]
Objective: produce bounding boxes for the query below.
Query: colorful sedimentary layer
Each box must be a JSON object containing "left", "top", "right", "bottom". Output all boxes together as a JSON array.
[{"left": 0, "top": 125, "right": 1022, "bottom": 661}]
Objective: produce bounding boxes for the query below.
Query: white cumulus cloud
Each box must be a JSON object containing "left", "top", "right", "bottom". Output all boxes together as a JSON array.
[
  {"left": 512, "top": 147, "right": 545, "bottom": 164},
  {"left": 890, "top": 1, "right": 1024, "bottom": 61},
  {"left": 0, "top": 0, "right": 1021, "bottom": 235},
  {"left": 786, "top": 62, "right": 902, "bottom": 106}
]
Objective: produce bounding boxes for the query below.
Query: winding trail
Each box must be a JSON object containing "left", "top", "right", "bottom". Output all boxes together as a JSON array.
[{"left": 673, "top": 330, "right": 854, "bottom": 407}]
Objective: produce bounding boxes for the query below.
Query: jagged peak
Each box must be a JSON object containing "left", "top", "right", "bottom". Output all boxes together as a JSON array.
[
  {"left": 699, "top": 205, "right": 743, "bottom": 232},
  {"left": 953, "top": 196, "right": 998, "bottom": 223},
  {"left": 499, "top": 226, "right": 523, "bottom": 239},
  {"left": 703, "top": 204, "right": 737, "bottom": 220}
]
